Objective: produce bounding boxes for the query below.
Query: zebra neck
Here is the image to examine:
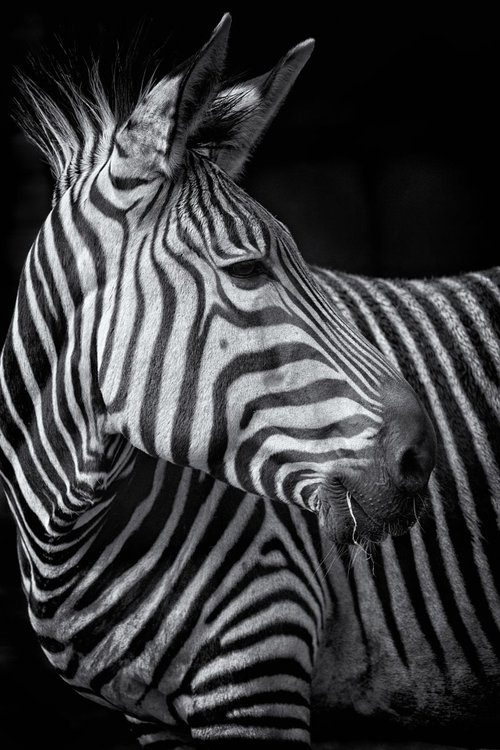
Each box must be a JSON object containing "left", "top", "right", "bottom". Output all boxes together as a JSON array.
[{"left": 0, "top": 244, "right": 128, "bottom": 541}]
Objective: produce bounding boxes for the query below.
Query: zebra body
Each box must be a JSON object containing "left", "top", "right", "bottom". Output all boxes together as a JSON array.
[
  {"left": 58, "top": 269, "right": 500, "bottom": 746},
  {"left": 2, "top": 14, "right": 496, "bottom": 749},
  {"left": 8, "top": 268, "right": 500, "bottom": 748}
]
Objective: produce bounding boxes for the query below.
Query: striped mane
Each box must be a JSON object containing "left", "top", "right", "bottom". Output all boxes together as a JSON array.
[
  {"left": 14, "top": 63, "right": 118, "bottom": 182},
  {"left": 13, "top": 55, "right": 253, "bottom": 192}
]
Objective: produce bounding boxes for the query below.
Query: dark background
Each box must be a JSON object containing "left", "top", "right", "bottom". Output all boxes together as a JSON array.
[{"left": 2, "top": 4, "right": 499, "bottom": 749}]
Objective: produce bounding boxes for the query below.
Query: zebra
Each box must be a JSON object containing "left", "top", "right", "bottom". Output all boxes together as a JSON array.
[{"left": 6, "top": 12, "right": 492, "bottom": 749}]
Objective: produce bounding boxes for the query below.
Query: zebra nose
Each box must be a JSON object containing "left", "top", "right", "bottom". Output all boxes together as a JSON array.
[{"left": 381, "top": 379, "right": 436, "bottom": 493}]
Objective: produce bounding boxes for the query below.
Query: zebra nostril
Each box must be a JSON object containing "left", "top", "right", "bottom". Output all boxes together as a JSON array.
[
  {"left": 386, "top": 411, "right": 436, "bottom": 492},
  {"left": 399, "top": 447, "right": 421, "bottom": 481},
  {"left": 392, "top": 444, "right": 432, "bottom": 491},
  {"left": 381, "top": 379, "right": 436, "bottom": 493}
]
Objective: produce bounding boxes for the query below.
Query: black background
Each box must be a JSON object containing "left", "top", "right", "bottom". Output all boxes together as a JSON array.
[{"left": 2, "top": 4, "right": 499, "bottom": 748}]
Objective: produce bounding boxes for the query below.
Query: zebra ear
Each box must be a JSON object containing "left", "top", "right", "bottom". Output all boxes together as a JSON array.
[
  {"left": 201, "top": 39, "right": 315, "bottom": 179},
  {"left": 111, "top": 14, "right": 231, "bottom": 181}
]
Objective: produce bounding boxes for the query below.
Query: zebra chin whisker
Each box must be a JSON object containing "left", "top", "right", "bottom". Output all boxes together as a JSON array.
[
  {"left": 322, "top": 545, "right": 343, "bottom": 580},
  {"left": 345, "top": 491, "right": 374, "bottom": 572},
  {"left": 346, "top": 491, "right": 360, "bottom": 547},
  {"left": 313, "top": 539, "right": 339, "bottom": 578}
]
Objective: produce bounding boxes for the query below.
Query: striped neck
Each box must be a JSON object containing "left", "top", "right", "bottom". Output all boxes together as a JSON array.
[{"left": 0, "top": 204, "right": 128, "bottom": 540}]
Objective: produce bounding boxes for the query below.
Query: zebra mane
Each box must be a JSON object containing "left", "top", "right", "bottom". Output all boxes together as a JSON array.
[
  {"left": 13, "top": 51, "right": 253, "bottom": 184},
  {"left": 13, "top": 61, "right": 118, "bottom": 181}
]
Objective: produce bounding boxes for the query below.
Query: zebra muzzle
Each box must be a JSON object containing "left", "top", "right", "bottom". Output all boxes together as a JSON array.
[{"left": 316, "top": 473, "right": 428, "bottom": 546}]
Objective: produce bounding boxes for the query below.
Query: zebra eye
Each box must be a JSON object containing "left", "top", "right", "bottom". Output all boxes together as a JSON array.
[{"left": 226, "top": 260, "right": 267, "bottom": 279}]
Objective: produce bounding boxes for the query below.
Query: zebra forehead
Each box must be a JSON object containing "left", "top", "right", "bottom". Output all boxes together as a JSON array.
[{"left": 177, "top": 155, "right": 295, "bottom": 252}]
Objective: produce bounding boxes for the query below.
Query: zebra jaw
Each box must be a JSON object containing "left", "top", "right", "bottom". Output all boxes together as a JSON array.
[{"left": 315, "top": 476, "right": 425, "bottom": 546}]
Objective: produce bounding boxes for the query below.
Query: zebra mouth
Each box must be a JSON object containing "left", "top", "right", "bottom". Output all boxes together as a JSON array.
[
  {"left": 322, "top": 478, "right": 389, "bottom": 544},
  {"left": 317, "top": 477, "right": 420, "bottom": 545}
]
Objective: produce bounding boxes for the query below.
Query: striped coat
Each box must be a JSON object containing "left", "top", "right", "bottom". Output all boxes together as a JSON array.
[{"left": 1, "top": 14, "right": 498, "bottom": 749}]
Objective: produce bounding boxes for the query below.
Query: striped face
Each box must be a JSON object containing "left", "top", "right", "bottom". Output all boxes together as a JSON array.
[
  {"left": 96, "top": 162, "right": 435, "bottom": 545},
  {"left": 9, "top": 15, "right": 435, "bottom": 544},
  {"left": 98, "top": 153, "right": 401, "bottom": 506}
]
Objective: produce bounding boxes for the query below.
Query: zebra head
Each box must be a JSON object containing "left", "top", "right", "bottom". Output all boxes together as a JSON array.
[{"left": 19, "top": 15, "right": 435, "bottom": 543}]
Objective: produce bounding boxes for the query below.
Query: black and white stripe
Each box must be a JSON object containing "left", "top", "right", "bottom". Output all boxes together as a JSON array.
[
  {"left": 0, "top": 15, "right": 468, "bottom": 749},
  {"left": 310, "top": 266, "right": 500, "bottom": 746}
]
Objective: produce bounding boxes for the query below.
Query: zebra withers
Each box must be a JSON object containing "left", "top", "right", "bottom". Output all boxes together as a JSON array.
[{"left": 0, "top": 15, "right": 440, "bottom": 749}]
